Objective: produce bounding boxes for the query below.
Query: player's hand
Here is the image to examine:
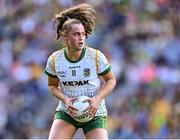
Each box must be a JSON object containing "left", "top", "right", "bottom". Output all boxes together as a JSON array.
[
  {"left": 64, "top": 97, "right": 78, "bottom": 116},
  {"left": 83, "top": 96, "right": 101, "bottom": 117}
]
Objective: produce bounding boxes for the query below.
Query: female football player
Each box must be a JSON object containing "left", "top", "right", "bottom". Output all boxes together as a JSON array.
[{"left": 45, "top": 3, "right": 116, "bottom": 139}]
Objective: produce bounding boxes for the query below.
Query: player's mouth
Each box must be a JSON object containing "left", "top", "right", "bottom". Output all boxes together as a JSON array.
[{"left": 79, "top": 42, "right": 84, "bottom": 46}]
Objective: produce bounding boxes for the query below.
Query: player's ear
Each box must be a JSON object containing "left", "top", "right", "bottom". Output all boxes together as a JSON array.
[
  {"left": 62, "top": 32, "right": 66, "bottom": 40},
  {"left": 62, "top": 30, "right": 69, "bottom": 40}
]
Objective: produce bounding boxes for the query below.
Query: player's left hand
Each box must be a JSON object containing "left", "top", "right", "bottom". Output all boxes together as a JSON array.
[{"left": 83, "top": 96, "right": 101, "bottom": 117}]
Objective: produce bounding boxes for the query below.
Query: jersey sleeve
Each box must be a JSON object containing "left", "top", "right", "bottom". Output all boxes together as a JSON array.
[
  {"left": 44, "top": 53, "right": 57, "bottom": 78},
  {"left": 97, "top": 50, "right": 111, "bottom": 76}
]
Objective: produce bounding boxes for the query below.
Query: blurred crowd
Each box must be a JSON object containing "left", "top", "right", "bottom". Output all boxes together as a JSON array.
[{"left": 0, "top": 0, "right": 180, "bottom": 139}]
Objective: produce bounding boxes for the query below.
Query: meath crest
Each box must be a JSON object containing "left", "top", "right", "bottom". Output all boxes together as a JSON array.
[{"left": 83, "top": 68, "right": 90, "bottom": 77}]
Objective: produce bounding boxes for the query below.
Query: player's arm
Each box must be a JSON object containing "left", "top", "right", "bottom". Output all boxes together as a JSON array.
[
  {"left": 84, "top": 70, "right": 116, "bottom": 117},
  {"left": 45, "top": 53, "right": 76, "bottom": 105},
  {"left": 48, "top": 76, "right": 78, "bottom": 115},
  {"left": 48, "top": 76, "right": 67, "bottom": 102},
  {"left": 95, "top": 70, "right": 116, "bottom": 101}
]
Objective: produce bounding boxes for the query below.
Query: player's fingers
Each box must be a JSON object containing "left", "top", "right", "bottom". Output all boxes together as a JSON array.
[
  {"left": 67, "top": 106, "right": 74, "bottom": 112},
  {"left": 87, "top": 107, "right": 92, "bottom": 116},
  {"left": 68, "top": 110, "right": 76, "bottom": 117},
  {"left": 71, "top": 97, "right": 78, "bottom": 101},
  {"left": 69, "top": 105, "right": 78, "bottom": 111},
  {"left": 91, "top": 109, "right": 97, "bottom": 117},
  {"left": 67, "top": 106, "right": 77, "bottom": 116},
  {"left": 71, "top": 111, "right": 77, "bottom": 116},
  {"left": 89, "top": 107, "right": 97, "bottom": 117},
  {"left": 70, "top": 98, "right": 78, "bottom": 103},
  {"left": 67, "top": 106, "right": 72, "bottom": 112}
]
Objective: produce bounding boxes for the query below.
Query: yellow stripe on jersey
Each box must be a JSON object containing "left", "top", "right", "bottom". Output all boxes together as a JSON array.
[
  {"left": 52, "top": 54, "right": 56, "bottom": 72},
  {"left": 95, "top": 49, "right": 98, "bottom": 73}
]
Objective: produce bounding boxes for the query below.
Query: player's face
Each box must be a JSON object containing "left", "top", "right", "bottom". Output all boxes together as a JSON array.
[{"left": 65, "top": 23, "right": 86, "bottom": 51}]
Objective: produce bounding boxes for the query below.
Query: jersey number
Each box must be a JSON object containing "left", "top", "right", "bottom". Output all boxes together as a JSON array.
[{"left": 72, "top": 70, "right": 76, "bottom": 76}]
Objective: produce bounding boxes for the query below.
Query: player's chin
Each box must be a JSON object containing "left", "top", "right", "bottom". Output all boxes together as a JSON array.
[
  {"left": 78, "top": 43, "right": 84, "bottom": 47},
  {"left": 76, "top": 46, "right": 84, "bottom": 51}
]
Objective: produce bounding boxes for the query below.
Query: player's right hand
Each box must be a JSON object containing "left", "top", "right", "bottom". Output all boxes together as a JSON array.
[{"left": 64, "top": 97, "right": 78, "bottom": 116}]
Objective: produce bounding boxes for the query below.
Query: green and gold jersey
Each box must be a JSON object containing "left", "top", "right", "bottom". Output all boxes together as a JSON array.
[{"left": 45, "top": 46, "right": 111, "bottom": 116}]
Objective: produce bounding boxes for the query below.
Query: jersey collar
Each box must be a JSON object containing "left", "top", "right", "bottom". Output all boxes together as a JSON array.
[{"left": 64, "top": 47, "right": 86, "bottom": 63}]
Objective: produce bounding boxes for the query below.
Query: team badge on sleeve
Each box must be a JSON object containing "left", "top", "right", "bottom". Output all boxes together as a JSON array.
[{"left": 83, "top": 68, "right": 90, "bottom": 77}]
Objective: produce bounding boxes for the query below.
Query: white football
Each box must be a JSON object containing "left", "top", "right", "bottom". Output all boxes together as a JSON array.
[{"left": 73, "top": 96, "right": 93, "bottom": 122}]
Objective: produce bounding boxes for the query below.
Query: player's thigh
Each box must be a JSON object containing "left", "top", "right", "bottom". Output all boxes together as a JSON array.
[
  {"left": 85, "top": 128, "right": 108, "bottom": 139},
  {"left": 83, "top": 116, "right": 108, "bottom": 139},
  {"left": 48, "top": 119, "right": 77, "bottom": 139}
]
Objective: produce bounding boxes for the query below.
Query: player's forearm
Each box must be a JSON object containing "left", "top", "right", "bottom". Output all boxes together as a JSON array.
[
  {"left": 48, "top": 85, "right": 67, "bottom": 102},
  {"left": 95, "top": 78, "right": 116, "bottom": 101}
]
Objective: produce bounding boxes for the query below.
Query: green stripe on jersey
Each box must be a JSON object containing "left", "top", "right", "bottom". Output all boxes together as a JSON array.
[
  {"left": 45, "top": 70, "right": 58, "bottom": 78},
  {"left": 98, "top": 66, "right": 111, "bottom": 76}
]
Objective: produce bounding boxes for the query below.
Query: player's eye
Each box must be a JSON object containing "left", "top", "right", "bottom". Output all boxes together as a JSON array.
[{"left": 73, "top": 33, "right": 79, "bottom": 36}]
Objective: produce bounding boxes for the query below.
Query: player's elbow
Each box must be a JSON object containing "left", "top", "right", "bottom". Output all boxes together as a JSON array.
[
  {"left": 111, "top": 76, "right": 116, "bottom": 89},
  {"left": 48, "top": 85, "right": 58, "bottom": 92},
  {"left": 109, "top": 72, "right": 116, "bottom": 89}
]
